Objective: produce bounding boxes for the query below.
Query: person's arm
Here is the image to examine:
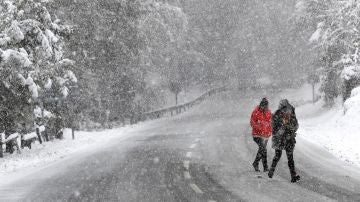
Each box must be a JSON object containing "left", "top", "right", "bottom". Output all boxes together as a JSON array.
[
  {"left": 267, "top": 110, "right": 272, "bottom": 127},
  {"left": 272, "top": 113, "right": 281, "bottom": 134},
  {"left": 290, "top": 115, "right": 299, "bottom": 132},
  {"left": 289, "top": 107, "right": 299, "bottom": 132},
  {"left": 250, "top": 110, "right": 259, "bottom": 130},
  {"left": 284, "top": 111, "right": 298, "bottom": 133}
]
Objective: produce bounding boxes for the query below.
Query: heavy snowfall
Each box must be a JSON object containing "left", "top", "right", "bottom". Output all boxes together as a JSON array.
[{"left": 0, "top": 0, "right": 360, "bottom": 201}]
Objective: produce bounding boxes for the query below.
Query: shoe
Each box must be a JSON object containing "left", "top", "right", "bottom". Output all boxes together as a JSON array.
[
  {"left": 291, "top": 175, "right": 300, "bottom": 183},
  {"left": 252, "top": 162, "right": 260, "bottom": 172},
  {"left": 268, "top": 170, "right": 274, "bottom": 178}
]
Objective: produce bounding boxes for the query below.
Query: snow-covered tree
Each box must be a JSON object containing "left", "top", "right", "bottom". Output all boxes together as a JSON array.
[
  {"left": 0, "top": 0, "right": 76, "bottom": 134},
  {"left": 295, "top": 0, "right": 360, "bottom": 104},
  {"left": 138, "top": 0, "right": 191, "bottom": 105},
  {"left": 50, "top": 1, "right": 148, "bottom": 126}
]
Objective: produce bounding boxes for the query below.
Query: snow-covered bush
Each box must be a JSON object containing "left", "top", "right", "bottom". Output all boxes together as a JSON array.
[
  {"left": 344, "top": 86, "right": 360, "bottom": 116},
  {"left": 0, "top": 0, "right": 76, "bottom": 134},
  {"left": 341, "top": 65, "right": 360, "bottom": 82}
]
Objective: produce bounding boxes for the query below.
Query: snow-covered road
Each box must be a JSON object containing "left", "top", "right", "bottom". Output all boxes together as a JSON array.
[{"left": 1, "top": 90, "right": 360, "bottom": 201}]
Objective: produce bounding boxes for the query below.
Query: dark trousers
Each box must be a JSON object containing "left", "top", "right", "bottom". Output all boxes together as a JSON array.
[
  {"left": 253, "top": 137, "right": 268, "bottom": 169},
  {"left": 270, "top": 147, "right": 296, "bottom": 177}
]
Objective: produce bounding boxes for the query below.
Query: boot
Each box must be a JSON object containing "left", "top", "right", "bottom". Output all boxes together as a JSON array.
[
  {"left": 252, "top": 162, "right": 260, "bottom": 172},
  {"left": 268, "top": 168, "right": 274, "bottom": 178},
  {"left": 291, "top": 175, "right": 300, "bottom": 183},
  {"left": 289, "top": 164, "right": 299, "bottom": 182}
]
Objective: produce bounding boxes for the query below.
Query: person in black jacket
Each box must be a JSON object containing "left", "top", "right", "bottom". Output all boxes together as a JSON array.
[{"left": 268, "top": 99, "right": 300, "bottom": 183}]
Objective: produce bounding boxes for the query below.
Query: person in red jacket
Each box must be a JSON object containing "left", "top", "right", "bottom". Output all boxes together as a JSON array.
[{"left": 250, "top": 98, "right": 272, "bottom": 172}]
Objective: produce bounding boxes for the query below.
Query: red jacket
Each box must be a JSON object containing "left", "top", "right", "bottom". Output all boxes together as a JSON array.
[{"left": 250, "top": 106, "right": 272, "bottom": 138}]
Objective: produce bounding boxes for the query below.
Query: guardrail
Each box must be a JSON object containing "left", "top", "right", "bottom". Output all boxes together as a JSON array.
[
  {"left": 0, "top": 86, "right": 226, "bottom": 158},
  {"left": 140, "top": 86, "right": 227, "bottom": 121}
]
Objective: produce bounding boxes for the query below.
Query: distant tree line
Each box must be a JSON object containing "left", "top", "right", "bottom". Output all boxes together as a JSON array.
[{"left": 50, "top": 0, "right": 213, "bottom": 128}]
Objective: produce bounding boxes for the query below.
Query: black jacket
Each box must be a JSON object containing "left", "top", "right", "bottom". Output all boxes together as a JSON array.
[{"left": 272, "top": 105, "right": 298, "bottom": 150}]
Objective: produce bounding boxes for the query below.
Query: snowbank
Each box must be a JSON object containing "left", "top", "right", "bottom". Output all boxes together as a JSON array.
[
  {"left": 284, "top": 85, "right": 360, "bottom": 167},
  {"left": 297, "top": 101, "right": 360, "bottom": 167},
  {"left": 0, "top": 126, "right": 135, "bottom": 173}
]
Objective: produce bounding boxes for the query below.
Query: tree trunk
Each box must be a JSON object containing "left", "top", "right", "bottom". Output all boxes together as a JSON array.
[
  {"left": 72, "top": 127, "right": 75, "bottom": 140},
  {"left": 36, "top": 128, "right": 43, "bottom": 144},
  {"left": 312, "top": 83, "right": 315, "bottom": 103}
]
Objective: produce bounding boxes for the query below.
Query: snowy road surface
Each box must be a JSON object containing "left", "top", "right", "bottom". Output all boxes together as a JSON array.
[{"left": 1, "top": 90, "right": 360, "bottom": 201}]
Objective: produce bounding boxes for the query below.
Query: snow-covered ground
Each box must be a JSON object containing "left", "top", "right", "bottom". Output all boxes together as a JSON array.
[
  {"left": 283, "top": 84, "right": 360, "bottom": 167},
  {"left": 0, "top": 126, "right": 136, "bottom": 174}
]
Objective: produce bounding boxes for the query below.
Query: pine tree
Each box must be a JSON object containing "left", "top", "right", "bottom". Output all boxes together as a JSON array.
[{"left": 0, "top": 0, "right": 76, "bottom": 136}]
